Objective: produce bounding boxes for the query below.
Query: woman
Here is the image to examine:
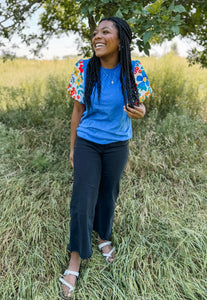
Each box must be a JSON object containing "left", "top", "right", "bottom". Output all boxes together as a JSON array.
[{"left": 59, "top": 16, "right": 152, "bottom": 298}]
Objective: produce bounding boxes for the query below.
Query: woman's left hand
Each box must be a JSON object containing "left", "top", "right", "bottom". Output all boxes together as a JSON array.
[{"left": 124, "top": 103, "right": 146, "bottom": 119}]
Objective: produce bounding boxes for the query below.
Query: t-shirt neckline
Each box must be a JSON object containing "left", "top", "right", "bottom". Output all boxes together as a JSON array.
[{"left": 101, "top": 63, "right": 121, "bottom": 72}]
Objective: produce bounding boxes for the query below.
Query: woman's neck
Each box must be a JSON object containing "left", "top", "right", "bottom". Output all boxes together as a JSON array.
[{"left": 100, "top": 56, "right": 120, "bottom": 69}]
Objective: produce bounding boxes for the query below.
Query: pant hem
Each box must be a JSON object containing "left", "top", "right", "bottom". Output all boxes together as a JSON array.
[
  {"left": 94, "top": 229, "right": 112, "bottom": 241},
  {"left": 67, "top": 248, "right": 93, "bottom": 260}
]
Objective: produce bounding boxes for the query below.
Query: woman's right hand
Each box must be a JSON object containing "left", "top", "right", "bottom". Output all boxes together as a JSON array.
[{"left": 70, "top": 150, "right": 74, "bottom": 168}]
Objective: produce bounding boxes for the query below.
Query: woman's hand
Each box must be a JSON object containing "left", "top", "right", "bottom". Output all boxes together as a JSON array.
[{"left": 124, "top": 103, "right": 146, "bottom": 119}]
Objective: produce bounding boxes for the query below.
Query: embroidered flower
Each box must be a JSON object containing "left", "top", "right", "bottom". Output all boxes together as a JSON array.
[
  {"left": 134, "top": 66, "right": 142, "bottom": 74},
  {"left": 70, "top": 87, "right": 77, "bottom": 97},
  {"left": 79, "top": 60, "right": 84, "bottom": 73},
  {"left": 73, "top": 67, "right": 79, "bottom": 76},
  {"left": 75, "top": 74, "right": 82, "bottom": 85}
]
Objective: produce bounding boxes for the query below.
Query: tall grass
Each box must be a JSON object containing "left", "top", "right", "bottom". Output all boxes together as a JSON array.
[
  {"left": 140, "top": 53, "right": 207, "bottom": 118},
  {"left": 0, "top": 58, "right": 77, "bottom": 87},
  {"left": 0, "top": 55, "right": 206, "bottom": 299}
]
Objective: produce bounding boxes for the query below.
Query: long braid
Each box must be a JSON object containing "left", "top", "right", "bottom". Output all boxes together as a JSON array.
[
  {"left": 84, "top": 17, "right": 139, "bottom": 109},
  {"left": 85, "top": 55, "right": 101, "bottom": 108}
]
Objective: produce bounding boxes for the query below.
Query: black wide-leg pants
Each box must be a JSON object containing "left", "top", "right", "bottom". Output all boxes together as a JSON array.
[{"left": 68, "top": 136, "right": 129, "bottom": 259}]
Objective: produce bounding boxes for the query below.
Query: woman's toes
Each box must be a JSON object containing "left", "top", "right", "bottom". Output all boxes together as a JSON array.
[
  {"left": 62, "top": 274, "right": 76, "bottom": 297},
  {"left": 108, "top": 255, "right": 114, "bottom": 263},
  {"left": 67, "top": 291, "right": 72, "bottom": 298},
  {"left": 100, "top": 244, "right": 115, "bottom": 262}
]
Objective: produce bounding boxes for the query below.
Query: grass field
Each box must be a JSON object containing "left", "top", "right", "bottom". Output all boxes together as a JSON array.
[{"left": 0, "top": 55, "right": 207, "bottom": 300}]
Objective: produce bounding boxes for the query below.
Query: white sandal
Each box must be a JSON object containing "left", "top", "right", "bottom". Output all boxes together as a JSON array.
[
  {"left": 98, "top": 241, "right": 115, "bottom": 263},
  {"left": 59, "top": 270, "right": 79, "bottom": 298}
]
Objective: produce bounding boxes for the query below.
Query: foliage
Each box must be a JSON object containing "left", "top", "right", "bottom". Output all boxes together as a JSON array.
[
  {"left": 1, "top": 1, "right": 206, "bottom": 66},
  {"left": 172, "top": 0, "right": 207, "bottom": 68},
  {"left": 1, "top": 0, "right": 186, "bottom": 57}
]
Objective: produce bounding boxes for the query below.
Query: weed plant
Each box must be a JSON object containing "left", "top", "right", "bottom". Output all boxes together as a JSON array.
[{"left": 0, "top": 55, "right": 206, "bottom": 299}]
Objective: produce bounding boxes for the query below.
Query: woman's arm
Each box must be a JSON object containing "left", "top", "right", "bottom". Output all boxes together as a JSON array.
[{"left": 70, "top": 100, "right": 86, "bottom": 167}]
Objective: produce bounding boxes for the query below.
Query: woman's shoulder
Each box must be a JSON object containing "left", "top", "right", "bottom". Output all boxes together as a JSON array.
[
  {"left": 73, "top": 59, "right": 90, "bottom": 73},
  {"left": 74, "top": 58, "right": 90, "bottom": 65},
  {"left": 131, "top": 60, "right": 142, "bottom": 68},
  {"left": 131, "top": 60, "right": 146, "bottom": 75}
]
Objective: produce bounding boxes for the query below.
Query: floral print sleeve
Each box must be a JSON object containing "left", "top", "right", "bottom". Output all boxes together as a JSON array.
[
  {"left": 134, "top": 60, "right": 152, "bottom": 102},
  {"left": 67, "top": 60, "right": 84, "bottom": 104}
]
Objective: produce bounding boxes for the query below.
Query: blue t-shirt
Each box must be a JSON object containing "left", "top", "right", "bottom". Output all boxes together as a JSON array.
[{"left": 68, "top": 59, "right": 152, "bottom": 144}]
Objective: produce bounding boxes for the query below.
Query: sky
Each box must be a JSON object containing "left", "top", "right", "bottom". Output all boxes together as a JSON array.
[{"left": 2, "top": 29, "right": 200, "bottom": 60}]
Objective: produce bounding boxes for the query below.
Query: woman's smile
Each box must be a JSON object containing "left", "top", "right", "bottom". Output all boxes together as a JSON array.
[{"left": 94, "top": 43, "right": 105, "bottom": 49}]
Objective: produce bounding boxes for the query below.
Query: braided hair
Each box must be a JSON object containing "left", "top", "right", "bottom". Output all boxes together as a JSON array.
[{"left": 84, "top": 16, "right": 139, "bottom": 109}]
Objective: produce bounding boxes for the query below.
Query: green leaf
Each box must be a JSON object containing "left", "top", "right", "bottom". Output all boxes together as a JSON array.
[
  {"left": 174, "top": 5, "right": 186, "bottom": 13},
  {"left": 81, "top": 6, "right": 88, "bottom": 14},
  {"left": 136, "top": 40, "right": 144, "bottom": 52},
  {"left": 143, "top": 30, "right": 154, "bottom": 44},
  {"left": 144, "top": 42, "right": 150, "bottom": 55},
  {"left": 169, "top": 2, "right": 175, "bottom": 12},
  {"left": 174, "top": 14, "right": 181, "bottom": 21},
  {"left": 3, "top": 28, "right": 9, "bottom": 39},
  {"left": 171, "top": 25, "right": 180, "bottom": 34},
  {"left": 162, "top": 15, "right": 169, "bottom": 21},
  {"left": 146, "top": 0, "right": 164, "bottom": 14},
  {"left": 88, "top": 6, "right": 94, "bottom": 14},
  {"left": 123, "top": 9, "right": 129, "bottom": 14},
  {"left": 95, "top": 14, "right": 101, "bottom": 22},
  {"left": 127, "top": 17, "right": 137, "bottom": 24},
  {"left": 100, "top": 0, "right": 110, "bottom": 3},
  {"left": 115, "top": 9, "right": 123, "bottom": 18},
  {"left": 133, "top": 7, "right": 143, "bottom": 14}
]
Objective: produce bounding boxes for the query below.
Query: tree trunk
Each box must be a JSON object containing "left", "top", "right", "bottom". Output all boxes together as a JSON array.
[{"left": 88, "top": 15, "right": 96, "bottom": 39}]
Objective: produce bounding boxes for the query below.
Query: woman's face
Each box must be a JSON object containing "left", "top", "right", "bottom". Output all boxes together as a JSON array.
[{"left": 92, "top": 20, "right": 120, "bottom": 61}]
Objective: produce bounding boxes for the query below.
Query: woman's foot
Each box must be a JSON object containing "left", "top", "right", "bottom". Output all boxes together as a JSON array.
[
  {"left": 61, "top": 252, "right": 81, "bottom": 298},
  {"left": 98, "top": 236, "right": 115, "bottom": 263}
]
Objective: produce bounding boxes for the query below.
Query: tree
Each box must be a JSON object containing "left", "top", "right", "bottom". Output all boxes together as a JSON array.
[
  {"left": 177, "top": 0, "right": 207, "bottom": 67},
  {"left": 0, "top": 0, "right": 206, "bottom": 67}
]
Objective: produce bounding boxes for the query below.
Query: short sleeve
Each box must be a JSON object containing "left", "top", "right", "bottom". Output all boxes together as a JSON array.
[
  {"left": 134, "top": 60, "right": 152, "bottom": 102},
  {"left": 67, "top": 60, "right": 84, "bottom": 104}
]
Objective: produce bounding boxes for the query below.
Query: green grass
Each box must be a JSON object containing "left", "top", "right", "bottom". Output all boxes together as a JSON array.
[{"left": 0, "top": 55, "right": 207, "bottom": 299}]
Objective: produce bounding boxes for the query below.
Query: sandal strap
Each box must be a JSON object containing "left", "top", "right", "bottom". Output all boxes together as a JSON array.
[
  {"left": 98, "top": 241, "right": 112, "bottom": 250},
  {"left": 59, "top": 278, "right": 75, "bottom": 292},
  {"left": 63, "top": 270, "right": 79, "bottom": 277},
  {"left": 102, "top": 248, "right": 114, "bottom": 261}
]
